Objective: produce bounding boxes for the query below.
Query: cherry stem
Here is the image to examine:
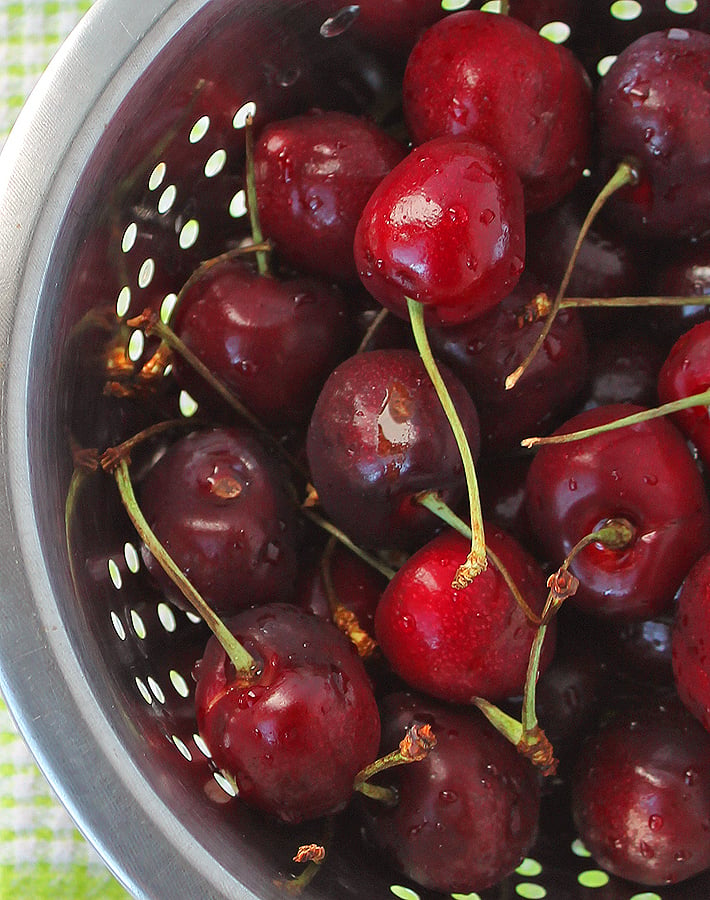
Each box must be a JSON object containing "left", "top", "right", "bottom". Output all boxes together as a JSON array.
[
  {"left": 98, "top": 418, "right": 190, "bottom": 470},
  {"left": 112, "top": 459, "right": 257, "bottom": 677},
  {"left": 561, "top": 294, "right": 710, "bottom": 309},
  {"left": 321, "top": 537, "right": 378, "bottom": 658},
  {"left": 244, "top": 114, "right": 269, "bottom": 276},
  {"left": 353, "top": 723, "right": 437, "bottom": 806},
  {"left": 302, "top": 508, "right": 397, "bottom": 581},
  {"left": 406, "top": 297, "right": 487, "bottom": 586},
  {"left": 416, "top": 491, "right": 541, "bottom": 625},
  {"left": 356, "top": 307, "right": 390, "bottom": 354},
  {"left": 280, "top": 818, "right": 335, "bottom": 895},
  {"left": 505, "top": 160, "right": 639, "bottom": 391},
  {"left": 499, "top": 0, "right": 510, "bottom": 13},
  {"left": 522, "top": 388, "right": 710, "bottom": 448}
]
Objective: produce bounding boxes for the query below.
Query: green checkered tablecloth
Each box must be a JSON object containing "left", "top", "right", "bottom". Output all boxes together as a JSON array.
[{"left": 1, "top": 3, "right": 132, "bottom": 897}]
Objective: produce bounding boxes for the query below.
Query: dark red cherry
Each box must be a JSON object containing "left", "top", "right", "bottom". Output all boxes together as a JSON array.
[
  {"left": 596, "top": 28, "right": 710, "bottom": 241},
  {"left": 478, "top": 454, "right": 536, "bottom": 552},
  {"left": 359, "top": 691, "right": 541, "bottom": 893},
  {"left": 657, "top": 320, "right": 710, "bottom": 466},
  {"left": 572, "top": 695, "right": 710, "bottom": 885},
  {"left": 138, "top": 426, "right": 298, "bottom": 614},
  {"left": 582, "top": 326, "right": 666, "bottom": 411},
  {"left": 403, "top": 10, "right": 592, "bottom": 212},
  {"left": 171, "top": 257, "right": 350, "bottom": 427},
  {"left": 525, "top": 403, "right": 710, "bottom": 620},
  {"left": 306, "top": 348, "right": 480, "bottom": 549},
  {"left": 672, "top": 551, "right": 710, "bottom": 733},
  {"left": 374, "top": 526, "right": 554, "bottom": 704},
  {"left": 194, "top": 603, "right": 380, "bottom": 824},
  {"left": 253, "top": 110, "right": 405, "bottom": 282},
  {"left": 353, "top": 136, "right": 525, "bottom": 326},
  {"left": 648, "top": 238, "right": 710, "bottom": 343},
  {"left": 429, "top": 272, "right": 589, "bottom": 455}
]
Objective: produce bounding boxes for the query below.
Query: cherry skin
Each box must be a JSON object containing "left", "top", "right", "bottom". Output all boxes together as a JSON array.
[
  {"left": 571, "top": 694, "right": 710, "bottom": 885},
  {"left": 582, "top": 326, "right": 666, "bottom": 411},
  {"left": 353, "top": 135, "right": 525, "bottom": 326},
  {"left": 252, "top": 110, "right": 405, "bottom": 282},
  {"left": 138, "top": 426, "right": 299, "bottom": 615},
  {"left": 657, "top": 320, "right": 710, "bottom": 467},
  {"left": 171, "top": 257, "right": 350, "bottom": 427},
  {"left": 374, "top": 526, "right": 554, "bottom": 704},
  {"left": 648, "top": 238, "right": 710, "bottom": 343},
  {"left": 402, "top": 10, "right": 592, "bottom": 212},
  {"left": 672, "top": 550, "right": 710, "bottom": 733},
  {"left": 596, "top": 28, "right": 710, "bottom": 241},
  {"left": 525, "top": 403, "right": 710, "bottom": 620},
  {"left": 194, "top": 603, "right": 380, "bottom": 824},
  {"left": 358, "top": 691, "right": 541, "bottom": 893},
  {"left": 306, "top": 348, "right": 480, "bottom": 550}
]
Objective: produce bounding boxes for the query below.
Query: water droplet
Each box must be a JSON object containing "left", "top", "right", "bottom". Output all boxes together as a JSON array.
[
  {"left": 685, "top": 768, "right": 698, "bottom": 786},
  {"left": 623, "top": 79, "right": 650, "bottom": 106},
  {"left": 639, "top": 840, "right": 655, "bottom": 859},
  {"left": 479, "top": 208, "right": 496, "bottom": 225},
  {"left": 675, "top": 849, "right": 690, "bottom": 862},
  {"left": 649, "top": 814, "right": 664, "bottom": 831},
  {"left": 568, "top": 478, "right": 577, "bottom": 491},
  {"left": 276, "top": 66, "right": 300, "bottom": 88},
  {"left": 643, "top": 474, "right": 659, "bottom": 485},
  {"left": 400, "top": 614, "right": 416, "bottom": 631},
  {"left": 439, "top": 790, "right": 458, "bottom": 804},
  {"left": 320, "top": 5, "right": 360, "bottom": 37},
  {"left": 239, "top": 359, "right": 258, "bottom": 376}
]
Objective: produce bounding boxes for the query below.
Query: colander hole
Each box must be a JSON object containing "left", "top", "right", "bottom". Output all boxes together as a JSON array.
[
  {"left": 110, "top": 611, "right": 127, "bottom": 641},
  {"left": 610, "top": 0, "right": 642, "bottom": 20},
  {"left": 571, "top": 838, "right": 592, "bottom": 857},
  {"left": 171, "top": 735, "right": 192, "bottom": 760},
  {"left": 121, "top": 222, "right": 138, "bottom": 253},
  {"left": 179, "top": 390, "right": 199, "bottom": 418},
  {"left": 516, "top": 858, "right": 543, "bottom": 878},
  {"left": 137, "top": 258, "right": 156, "bottom": 289},
  {"left": 193, "top": 733, "right": 211, "bottom": 758},
  {"left": 479, "top": 0, "right": 503, "bottom": 12},
  {"left": 116, "top": 286, "right": 131, "bottom": 318},
  {"left": 185, "top": 610, "right": 202, "bottom": 625},
  {"left": 135, "top": 677, "right": 153, "bottom": 704},
  {"left": 629, "top": 893, "right": 663, "bottom": 900},
  {"left": 148, "top": 162, "right": 166, "bottom": 191},
  {"left": 127, "top": 330, "right": 145, "bottom": 362},
  {"left": 539, "top": 21, "right": 571, "bottom": 43},
  {"left": 440, "top": 0, "right": 471, "bottom": 10},
  {"left": 204, "top": 149, "right": 227, "bottom": 178},
  {"left": 130, "top": 609, "right": 147, "bottom": 639},
  {"left": 597, "top": 55, "right": 618, "bottom": 76},
  {"left": 179, "top": 219, "right": 200, "bottom": 250},
  {"left": 577, "top": 870, "right": 610, "bottom": 888},
  {"left": 147, "top": 676, "right": 166, "bottom": 704},
  {"left": 229, "top": 189, "right": 248, "bottom": 219},
  {"left": 515, "top": 886, "right": 546, "bottom": 899},
  {"left": 157, "top": 602, "right": 177, "bottom": 633},
  {"left": 450, "top": 892, "right": 481, "bottom": 900},
  {"left": 233, "top": 101, "right": 257, "bottom": 129},
  {"left": 666, "top": 0, "right": 697, "bottom": 11},
  {"left": 389, "top": 887, "right": 421, "bottom": 900},
  {"left": 160, "top": 293, "right": 178, "bottom": 324},
  {"left": 164, "top": 363, "right": 173, "bottom": 377},
  {"left": 213, "top": 772, "right": 238, "bottom": 797},
  {"left": 158, "top": 185, "right": 177, "bottom": 214},
  {"left": 123, "top": 541, "right": 140, "bottom": 573},
  {"left": 189, "top": 115, "right": 210, "bottom": 143},
  {"left": 107, "top": 558, "right": 122, "bottom": 590},
  {"left": 169, "top": 670, "right": 190, "bottom": 698}
]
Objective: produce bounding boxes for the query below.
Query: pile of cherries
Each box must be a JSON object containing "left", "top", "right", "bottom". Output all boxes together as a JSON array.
[{"left": 85, "top": 2, "right": 710, "bottom": 895}]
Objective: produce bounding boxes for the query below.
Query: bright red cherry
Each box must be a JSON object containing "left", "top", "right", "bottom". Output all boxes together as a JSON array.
[
  {"left": 672, "top": 551, "right": 710, "bottom": 733},
  {"left": 525, "top": 403, "right": 710, "bottom": 620},
  {"left": 353, "top": 136, "right": 525, "bottom": 326},
  {"left": 403, "top": 10, "right": 592, "bottom": 212},
  {"left": 374, "top": 526, "right": 554, "bottom": 704}
]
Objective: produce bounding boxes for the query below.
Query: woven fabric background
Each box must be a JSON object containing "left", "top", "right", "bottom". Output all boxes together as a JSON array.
[{"left": 1, "top": 4, "right": 132, "bottom": 896}]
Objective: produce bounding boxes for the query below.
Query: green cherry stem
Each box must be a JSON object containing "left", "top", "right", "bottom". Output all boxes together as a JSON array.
[
  {"left": 301, "top": 508, "right": 397, "bottom": 581},
  {"left": 521, "top": 388, "right": 710, "bottom": 448},
  {"left": 244, "top": 114, "right": 270, "bottom": 276},
  {"left": 113, "top": 459, "right": 257, "bottom": 678},
  {"left": 505, "top": 160, "right": 639, "bottom": 391},
  {"left": 561, "top": 294, "right": 710, "bottom": 310},
  {"left": 407, "top": 297, "right": 487, "bottom": 586},
  {"left": 353, "top": 723, "right": 437, "bottom": 805}
]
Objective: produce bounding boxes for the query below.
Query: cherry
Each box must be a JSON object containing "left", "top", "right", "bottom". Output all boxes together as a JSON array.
[
  {"left": 353, "top": 135, "right": 525, "bottom": 326},
  {"left": 194, "top": 602, "right": 381, "bottom": 824},
  {"left": 571, "top": 694, "right": 710, "bottom": 885},
  {"left": 429, "top": 272, "right": 589, "bottom": 455},
  {"left": 170, "top": 257, "right": 350, "bottom": 427},
  {"left": 306, "top": 348, "right": 480, "bottom": 549},
  {"left": 478, "top": 454, "right": 536, "bottom": 552},
  {"left": 596, "top": 28, "right": 710, "bottom": 241},
  {"left": 583, "top": 326, "right": 666, "bottom": 411},
  {"left": 138, "top": 426, "right": 299, "bottom": 615},
  {"left": 648, "top": 238, "right": 710, "bottom": 343},
  {"left": 252, "top": 110, "right": 405, "bottom": 282},
  {"left": 402, "top": 10, "right": 592, "bottom": 212},
  {"left": 374, "top": 526, "right": 554, "bottom": 704},
  {"left": 525, "top": 403, "right": 710, "bottom": 620},
  {"left": 358, "top": 690, "right": 541, "bottom": 893},
  {"left": 672, "top": 550, "right": 710, "bottom": 733},
  {"left": 657, "top": 320, "right": 710, "bottom": 466}
]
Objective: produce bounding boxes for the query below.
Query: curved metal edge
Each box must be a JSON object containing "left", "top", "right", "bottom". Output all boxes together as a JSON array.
[{"left": 0, "top": 2, "right": 262, "bottom": 898}]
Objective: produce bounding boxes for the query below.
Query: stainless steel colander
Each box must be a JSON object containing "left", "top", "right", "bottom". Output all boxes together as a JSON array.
[{"left": 1, "top": 1, "right": 710, "bottom": 897}]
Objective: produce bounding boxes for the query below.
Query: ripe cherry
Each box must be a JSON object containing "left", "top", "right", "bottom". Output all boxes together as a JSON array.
[
  {"left": 194, "top": 602, "right": 380, "bottom": 824},
  {"left": 672, "top": 550, "right": 710, "bottom": 733},
  {"left": 374, "top": 526, "right": 553, "bottom": 704},
  {"left": 353, "top": 136, "right": 525, "bottom": 326},
  {"left": 358, "top": 690, "right": 541, "bottom": 894}
]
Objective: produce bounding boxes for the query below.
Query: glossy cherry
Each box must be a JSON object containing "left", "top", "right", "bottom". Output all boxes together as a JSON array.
[
  {"left": 572, "top": 694, "right": 710, "bottom": 885},
  {"left": 306, "top": 348, "right": 480, "bottom": 549},
  {"left": 252, "top": 110, "right": 405, "bottom": 282},
  {"left": 402, "top": 10, "right": 592, "bottom": 212},
  {"left": 194, "top": 602, "right": 381, "bottom": 824},
  {"left": 374, "top": 526, "right": 553, "bottom": 704},
  {"left": 138, "top": 426, "right": 299, "bottom": 614},
  {"left": 525, "top": 403, "right": 710, "bottom": 620},
  {"left": 672, "top": 551, "right": 710, "bottom": 733},
  {"left": 353, "top": 135, "right": 525, "bottom": 326},
  {"left": 583, "top": 326, "right": 666, "bottom": 411},
  {"left": 171, "top": 257, "right": 350, "bottom": 426}
]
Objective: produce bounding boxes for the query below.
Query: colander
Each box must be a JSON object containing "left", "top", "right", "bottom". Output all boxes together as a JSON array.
[{"left": 1, "top": 0, "right": 710, "bottom": 898}]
